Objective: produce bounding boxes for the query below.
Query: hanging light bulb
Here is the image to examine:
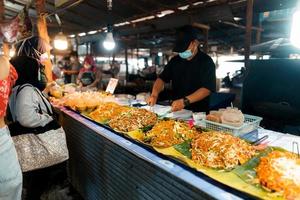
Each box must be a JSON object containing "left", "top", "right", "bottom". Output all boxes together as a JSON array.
[
  {"left": 103, "top": 0, "right": 115, "bottom": 51},
  {"left": 290, "top": 10, "right": 300, "bottom": 48},
  {"left": 103, "top": 32, "right": 115, "bottom": 51},
  {"left": 54, "top": 32, "right": 68, "bottom": 50}
]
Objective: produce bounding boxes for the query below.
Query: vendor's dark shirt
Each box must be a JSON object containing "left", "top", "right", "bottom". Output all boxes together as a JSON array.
[
  {"left": 64, "top": 65, "right": 71, "bottom": 84},
  {"left": 159, "top": 51, "right": 216, "bottom": 112}
]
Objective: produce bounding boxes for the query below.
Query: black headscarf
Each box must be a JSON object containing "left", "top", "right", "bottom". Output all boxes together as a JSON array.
[
  {"left": 15, "top": 36, "right": 48, "bottom": 61},
  {"left": 10, "top": 36, "right": 48, "bottom": 91},
  {"left": 10, "top": 56, "right": 47, "bottom": 91}
]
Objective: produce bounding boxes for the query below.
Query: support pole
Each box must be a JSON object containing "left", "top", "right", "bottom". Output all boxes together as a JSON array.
[
  {"left": 36, "top": 0, "right": 53, "bottom": 81},
  {"left": 203, "top": 29, "right": 209, "bottom": 53},
  {"left": 244, "top": 0, "right": 254, "bottom": 70},
  {"left": 256, "top": 23, "right": 262, "bottom": 59},
  {"left": 256, "top": 23, "right": 262, "bottom": 44},
  {"left": 136, "top": 48, "right": 139, "bottom": 69},
  {"left": 125, "top": 47, "right": 128, "bottom": 82}
]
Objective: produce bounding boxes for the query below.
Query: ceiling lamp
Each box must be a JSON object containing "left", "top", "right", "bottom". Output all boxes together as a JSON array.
[
  {"left": 290, "top": 10, "right": 300, "bottom": 48},
  {"left": 54, "top": 32, "right": 68, "bottom": 50},
  {"left": 54, "top": 14, "right": 68, "bottom": 50},
  {"left": 103, "top": 0, "right": 115, "bottom": 51},
  {"left": 103, "top": 32, "right": 115, "bottom": 50}
]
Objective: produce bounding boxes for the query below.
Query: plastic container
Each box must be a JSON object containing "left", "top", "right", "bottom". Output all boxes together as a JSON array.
[
  {"left": 201, "top": 114, "right": 262, "bottom": 137},
  {"left": 193, "top": 112, "right": 206, "bottom": 121}
]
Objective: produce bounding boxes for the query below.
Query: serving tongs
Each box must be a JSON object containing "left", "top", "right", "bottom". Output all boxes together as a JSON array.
[
  {"left": 251, "top": 135, "right": 269, "bottom": 146},
  {"left": 249, "top": 135, "right": 269, "bottom": 150}
]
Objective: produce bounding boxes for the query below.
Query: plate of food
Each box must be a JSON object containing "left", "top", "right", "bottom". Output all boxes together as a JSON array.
[
  {"left": 109, "top": 108, "right": 158, "bottom": 133},
  {"left": 143, "top": 119, "right": 200, "bottom": 148},
  {"left": 88, "top": 102, "right": 131, "bottom": 124},
  {"left": 256, "top": 150, "right": 300, "bottom": 199},
  {"left": 191, "top": 131, "right": 257, "bottom": 170}
]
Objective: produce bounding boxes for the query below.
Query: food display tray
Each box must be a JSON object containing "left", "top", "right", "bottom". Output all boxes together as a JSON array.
[{"left": 201, "top": 114, "right": 262, "bottom": 137}]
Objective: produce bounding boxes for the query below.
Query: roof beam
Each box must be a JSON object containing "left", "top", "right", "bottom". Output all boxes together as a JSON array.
[
  {"left": 192, "top": 22, "right": 210, "bottom": 30},
  {"left": 221, "top": 21, "right": 264, "bottom": 31},
  {"left": 46, "top": 0, "right": 101, "bottom": 26},
  {"left": 119, "top": 0, "right": 150, "bottom": 14},
  {"left": 116, "top": 4, "right": 233, "bottom": 36},
  {"left": 83, "top": 0, "right": 124, "bottom": 20},
  {"left": 10, "top": 0, "right": 95, "bottom": 29}
]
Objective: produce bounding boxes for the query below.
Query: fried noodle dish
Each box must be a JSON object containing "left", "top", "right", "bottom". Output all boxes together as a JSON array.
[
  {"left": 256, "top": 150, "right": 300, "bottom": 200},
  {"left": 89, "top": 102, "right": 131, "bottom": 123},
  {"left": 191, "top": 132, "right": 256, "bottom": 170},
  {"left": 109, "top": 108, "right": 157, "bottom": 132},
  {"left": 144, "top": 120, "right": 199, "bottom": 148}
]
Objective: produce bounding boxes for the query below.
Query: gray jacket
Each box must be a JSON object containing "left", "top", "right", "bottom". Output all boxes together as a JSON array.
[{"left": 9, "top": 84, "right": 53, "bottom": 128}]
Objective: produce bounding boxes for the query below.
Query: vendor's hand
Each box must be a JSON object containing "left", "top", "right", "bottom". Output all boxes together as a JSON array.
[
  {"left": 171, "top": 99, "right": 185, "bottom": 112},
  {"left": 43, "top": 81, "right": 56, "bottom": 94},
  {"left": 81, "top": 87, "right": 87, "bottom": 92},
  {"left": 63, "top": 70, "right": 70, "bottom": 75},
  {"left": 78, "top": 82, "right": 83, "bottom": 88},
  {"left": 147, "top": 95, "right": 158, "bottom": 106}
]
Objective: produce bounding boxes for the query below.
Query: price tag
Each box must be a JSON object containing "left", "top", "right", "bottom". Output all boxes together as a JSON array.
[{"left": 105, "top": 78, "right": 119, "bottom": 94}]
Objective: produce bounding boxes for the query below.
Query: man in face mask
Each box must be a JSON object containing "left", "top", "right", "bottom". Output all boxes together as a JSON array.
[
  {"left": 63, "top": 51, "right": 82, "bottom": 83},
  {"left": 148, "top": 25, "right": 216, "bottom": 112}
]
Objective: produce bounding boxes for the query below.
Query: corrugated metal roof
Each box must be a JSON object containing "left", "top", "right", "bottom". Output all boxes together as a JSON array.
[{"left": 1, "top": 0, "right": 299, "bottom": 50}]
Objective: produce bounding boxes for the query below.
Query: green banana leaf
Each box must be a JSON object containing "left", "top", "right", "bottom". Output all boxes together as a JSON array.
[
  {"left": 141, "top": 125, "right": 154, "bottom": 133},
  {"left": 173, "top": 140, "right": 192, "bottom": 159},
  {"left": 233, "top": 146, "right": 287, "bottom": 188}
]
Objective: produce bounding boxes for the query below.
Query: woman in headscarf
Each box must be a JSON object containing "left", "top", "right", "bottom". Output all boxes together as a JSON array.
[
  {"left": 10, "top": 36, "right": 49, "bottom": 91},
  {"left": 9, "top": 36, "right": 53, "bottom": 129},
  {"left": 9, "top": 36, "right": 68, "bottom": 200},
  {"left": 77, "top": 55, "right": 101, "bottom": 88}
]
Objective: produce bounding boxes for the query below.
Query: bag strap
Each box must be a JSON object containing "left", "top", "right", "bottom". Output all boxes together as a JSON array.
[
  {"left": 33, "top": 88, "right": 53, "bottom": 116},
  {"left": 7, "top": 84, "right": 34, "bottom": 122},
  {"left": 16, "top": 84, "right": 31, "bottom": 96},
  {"left": 15, "top": 84, "right": 52, "bottom": 116}
]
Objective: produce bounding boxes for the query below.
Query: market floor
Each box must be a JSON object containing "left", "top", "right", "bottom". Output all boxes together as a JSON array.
[
  {"left": 40, "top": 183, "right": 83, "bottom": 200},
  {"left": 22, "top": 181, "right": 83, "bottom": 200},
  {"left": 21, "top": 162, "right": 83, "bottom": 200}
]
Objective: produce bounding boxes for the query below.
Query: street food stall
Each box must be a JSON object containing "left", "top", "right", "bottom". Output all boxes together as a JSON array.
[
  {"left": 1, "top": 0, "right": 300, "bottom": 200},
  {"left": 49, "top": 90, "right": 300, "bottom": 200}
]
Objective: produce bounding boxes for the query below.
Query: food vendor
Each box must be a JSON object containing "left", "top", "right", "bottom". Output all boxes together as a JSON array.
[
  {"left": 63, "top": 51, "right": 82, "bottom": 84},
  {"left": 148, "top": 25, "right": 216, "bottom": 112},
  {"left": 77, "top": 55, "right": 101, "bottom": 88}
]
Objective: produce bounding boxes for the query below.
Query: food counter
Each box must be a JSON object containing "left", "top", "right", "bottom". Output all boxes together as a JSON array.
[
  {"left": 56, "top": 106, "right": 300, "bottom": 200},
  {"left": 60, "top": 107, "right": 244, "bottom": 200}
]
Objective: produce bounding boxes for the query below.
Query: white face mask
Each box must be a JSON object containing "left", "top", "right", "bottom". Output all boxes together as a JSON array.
[
  {"left": 84, "top": 63, "right": 91, "bottom": 69},
  {"left": 40, "top": 53, "right": 49, "bottom": 62}
]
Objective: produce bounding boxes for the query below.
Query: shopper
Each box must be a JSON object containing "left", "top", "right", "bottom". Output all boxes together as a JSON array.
[
  {"left": 0, "top": 55, "right": 22, "bottom": 200},
  {"left": 148, "top": 25, "right": 216, "bottom": 112},
  {"left": 62, "top": 56, "right": 71, "bottom": 83},
  {"left": 63, "top": 51, "right": 81, "bottom": 83},
  {"left": 9, "top": 36, "right": 69, "bottom": 200},
  {"left": 52, "top": 60, "right": 64, "bottom": 81},
  {"left": 77, "top": 55, "right": 101, "bottom": 88}
]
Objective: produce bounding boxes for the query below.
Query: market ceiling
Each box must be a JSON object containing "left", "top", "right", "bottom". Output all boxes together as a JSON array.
[{"left": 2, "top": 0, "right": 299, "bottom": 51}]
